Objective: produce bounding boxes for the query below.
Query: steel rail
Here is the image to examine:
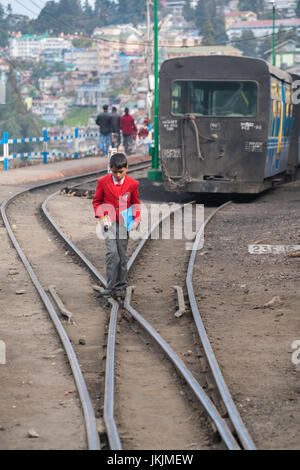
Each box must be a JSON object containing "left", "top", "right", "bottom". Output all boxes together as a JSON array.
[
  {"left": 42, "top": 191, "right": 120, "bottom": 450},
  {"left": 124, "top": 287, "right": 240, "bottom": 450},
  {"left": 41, "top": 163, "right": 151, "bottom": 451},
  {"left": 1, "top": 199, "right": 100, "bottom": 451},
  {"left": 41, "top": 194, "right": 243, "bottom": 450},
  {"left": 104, "top": 297, "right": 122, "bottom": 450},
  {"left": 186, "top": 202, "right": 256, "bottom": 450},
  {"left": 1, "top": 160, "right": 150, "bottom": 451}
]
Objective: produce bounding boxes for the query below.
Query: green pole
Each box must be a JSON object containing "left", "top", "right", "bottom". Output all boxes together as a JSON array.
[
  {"left": 148, "top": 0, "right": 162, "bottom": 181},
  {"left": 272, "top": 1, "right": 276, "bottom": 66}
]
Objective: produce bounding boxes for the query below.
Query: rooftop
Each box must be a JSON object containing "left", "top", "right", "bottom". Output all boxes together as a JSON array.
[
  {"left": 224, "top": 11, "right": 255, "bottom": 17},
  {"left": 229, "top": 18, "right": 300, "bottom": 28},
  {"left": 165, "top": 45, "right": 241, "bottom": 53}
]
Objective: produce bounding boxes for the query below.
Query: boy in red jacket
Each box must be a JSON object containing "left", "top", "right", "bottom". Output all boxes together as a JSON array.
[{"left": 93, "top": 153, "right": 141, "bottom": 301}]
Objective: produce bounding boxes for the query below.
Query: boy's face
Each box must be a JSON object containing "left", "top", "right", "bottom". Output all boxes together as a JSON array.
[{"left": 110, "top": 165, "right": 128, "bottom": 181}]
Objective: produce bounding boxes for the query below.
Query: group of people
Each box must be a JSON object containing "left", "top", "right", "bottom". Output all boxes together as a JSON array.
[{"left": 95, "top": 105, "right": 150, "bottom": 157}]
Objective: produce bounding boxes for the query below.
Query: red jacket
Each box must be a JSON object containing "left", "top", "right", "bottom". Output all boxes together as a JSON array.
[
  {"left": 93, "top": 174, "right": 141, "bottom": 224},
  {"left": 120, "top": 114, "right": 137, "bottom": 136}
]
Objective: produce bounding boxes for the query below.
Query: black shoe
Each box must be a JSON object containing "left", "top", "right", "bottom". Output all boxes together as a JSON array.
[
  {"left": 102, "top": 289, "right": 113, "bottom": 297},
  {"left": 115, "top": 291, "right": 126, "bottom": 300}
]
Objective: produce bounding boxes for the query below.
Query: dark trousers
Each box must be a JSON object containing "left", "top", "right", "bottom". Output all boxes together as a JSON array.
[
  {"left": 104, "top": 222, "right": 128, "bottom": 293},
  {"left": 123, "top": 134, "right": 133, "bottom": 155}
]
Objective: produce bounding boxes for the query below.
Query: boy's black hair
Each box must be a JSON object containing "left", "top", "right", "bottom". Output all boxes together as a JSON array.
[{"left": 110, "top": 153, "right": 128, "bottom": 169}]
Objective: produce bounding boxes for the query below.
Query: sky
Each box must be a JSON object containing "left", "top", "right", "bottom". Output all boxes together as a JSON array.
[{"left": 0, "top": 0, "right": 95, "bottom": 18}]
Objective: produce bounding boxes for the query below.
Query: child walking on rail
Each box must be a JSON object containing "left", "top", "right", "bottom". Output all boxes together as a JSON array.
[{"left": 92, "top": 153, "right": 141, "bottom": 302}]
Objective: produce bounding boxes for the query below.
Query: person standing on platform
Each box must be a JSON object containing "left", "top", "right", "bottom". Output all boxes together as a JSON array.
[
  {"left": 111, "top": 106, "right": 121, "bottom": 151},
  {"left": 120, "top": 107, "right": 137, "bottom": 155},
  {"left": 96, "top": 104, "right": 112, "bottom": 156},
  {"left": 138, "top": 118, "right": 151, "bottom": 154}
]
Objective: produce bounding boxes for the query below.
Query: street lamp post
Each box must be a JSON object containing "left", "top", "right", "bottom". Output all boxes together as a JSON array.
[
  {"left": 271, "top": 1, "right": 276, "bottom": 66},
  {"left": 148, "top": 0, "right": 162, "bottom": 182}
]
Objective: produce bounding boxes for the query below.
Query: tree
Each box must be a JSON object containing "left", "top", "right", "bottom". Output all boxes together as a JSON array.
[
  {"left": 115, "top": 0, "right": 146, "bottom": 25},
  {"left": 83, "top": 0, "right": 93, "bottom": 19},
  {"left": 95, "top": 0, "right": 115, "bottom": 24},
  {"left": 195, "top": 0, "right": 227, "bottom": 44},
  {"left": 0, "top": 71, "right": 42, "bottom": 152},
  {"left": 35, "top": 0, "right": 83, "bottom": 34},
  {"left": 6, "top": 3, "right": 12, "bottom": 15},
  {"left": 35, "top": 1, "right": 62, "bottom": 33},
  {"left": 238, "top": 0, "right": 264, "bottom": 16},
  {"left": 232, "top": 29, "right": 257, "bottom": 57},
  {"left": 297, "top": 0, "right": 300, "bottom": 18},
  {"left": 0, "top": 3, "right": 9, "bottom": 47},
  {"left": 214, "top": 15, "right": 228, "bottom": 44},
  {"left": 183, "top": 0, "right": 195, "bottom": 23},
  {"left": 201, "top": 21, "right": 215, "bottom": 45},
  {"left": 195, "top": 0, "right": 211, "bottom": 31}
]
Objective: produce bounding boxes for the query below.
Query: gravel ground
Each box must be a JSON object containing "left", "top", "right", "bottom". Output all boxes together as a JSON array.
[{"left": 193, "top": 180, "right": 300, "bottom": 450}]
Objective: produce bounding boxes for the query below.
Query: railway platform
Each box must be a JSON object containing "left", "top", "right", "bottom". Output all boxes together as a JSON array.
[{"left": 0, "top": 154, "right": 151, "bottom": 188}]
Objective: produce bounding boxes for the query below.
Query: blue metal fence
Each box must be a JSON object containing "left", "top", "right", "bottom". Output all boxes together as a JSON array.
[{"left": 0, "top": 127, "right": 100, "bottom": 171}]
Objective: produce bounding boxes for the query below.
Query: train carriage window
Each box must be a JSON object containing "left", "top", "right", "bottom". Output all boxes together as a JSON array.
[
  {"left": 171, "top": 81, "right": 257, "bottom": 117},
  {"left": 271, "top": 78, "right": 278, "bottom": 99},
  {"left": 271, "top": 100, "right": 277, "bottom": 136},
  {"left": 287, "top": 104, "right": 293, "bottom": 136},
  {"left": 171, "top": 82, "right": 184, "bottom": 115},
  {"left": 277, "top": 82, "right": 282, "bottom": 100},
  {"left": 285, "top": 84, "right": 291, "bottom": 104},
  {"left": 276, "top": 101, "right": 282, "bottom": 135}
]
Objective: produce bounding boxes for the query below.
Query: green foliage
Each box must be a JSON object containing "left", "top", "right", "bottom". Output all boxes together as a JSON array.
[
  {"left": 238, "top": 0, "right": 264, "bottom": 16},
  {"left": 232, "top": 29, "right": 257, "bottom": 57},
  {"left": 61, "top": 106, "right": 97, "bottom": 126},
  {"left": 72, "top": 38, "right": 92, "bottom": 48},
  {"left": 0, "top": 3, "right": 9, "bottom": 47},
  {"left": 201, "top": 21, "right": 215, "bottom": 45},
  {"left": 0, "top": 73, "right": 43, "bottom": 153},
  {"left": 32, "top": 0, "right": 146, "bottom": 33},
  {"left": 27, "top": 61, "right": 65, "bottom": 89},
  {"left": 297, "top": 0, "right": 300, "bottom": 18},
  {"left": 194, "top": 0, "right": 227, "bottom": 45},
  {"left": 182, "top": 0, "right": 194, "bottom": 23},
  {"left": 115, "top": 0, "right": 147, "bottom": 25}
]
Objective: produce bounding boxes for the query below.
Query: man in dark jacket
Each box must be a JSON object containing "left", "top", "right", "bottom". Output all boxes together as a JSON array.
[
  {"left": 96, "top": 104, "right": 112, "bottom": 156},
  {"left": 111, "top": 106, "right": 121, "bottom": 150}
]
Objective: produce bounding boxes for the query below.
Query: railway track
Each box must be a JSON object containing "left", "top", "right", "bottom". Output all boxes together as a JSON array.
[
  {"left": 42, "top": 182, "right": 256, "bottom": 449},
  {"left": 1, "top": 164, "right": 256, "bottom": 450},
  {"left": 0, "top": 161, "right": 149, "bottom": 450}
]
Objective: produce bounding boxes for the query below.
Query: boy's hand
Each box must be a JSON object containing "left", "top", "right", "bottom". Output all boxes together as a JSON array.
[{"left": 132, "top": 221, "right": 140, "bottom": 231}]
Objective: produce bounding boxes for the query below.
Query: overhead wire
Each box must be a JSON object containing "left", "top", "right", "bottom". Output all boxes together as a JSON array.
[{"left": 10, "top": 0, "right": 300, "bottom": 50}]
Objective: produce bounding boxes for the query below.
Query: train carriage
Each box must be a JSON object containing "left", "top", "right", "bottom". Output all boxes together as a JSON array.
[{"left": 158, "top": 55, "right": 300, "bottom": 193}]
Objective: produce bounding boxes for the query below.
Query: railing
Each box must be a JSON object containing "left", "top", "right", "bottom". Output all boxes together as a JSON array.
[{"left": 0, "top": 126, "right": 100, "bottom": 171}]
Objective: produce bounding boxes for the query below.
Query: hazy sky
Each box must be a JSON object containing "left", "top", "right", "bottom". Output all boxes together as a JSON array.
[{"left": 1, "top": 0, "right": 95, "bottom": 18}]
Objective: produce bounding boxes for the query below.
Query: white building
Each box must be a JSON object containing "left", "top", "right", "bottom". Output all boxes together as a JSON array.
[
  {"left": 32, "top": 96, "right": 68, "bottom": 124},
  {"left": 64, "top": 48, "right": 99, "bottom": 73},
  {"left": 9, "top": 34, "right": 71, "bottom": 59},
  {"left": 227, "top": 18, "right": 300, "bottom": 39},
  {"left": 9, "top": 34, "right": 43, "bottom": 59},
  {"left": 39, "top": 75, "right": 61, "bottom": 94}
]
